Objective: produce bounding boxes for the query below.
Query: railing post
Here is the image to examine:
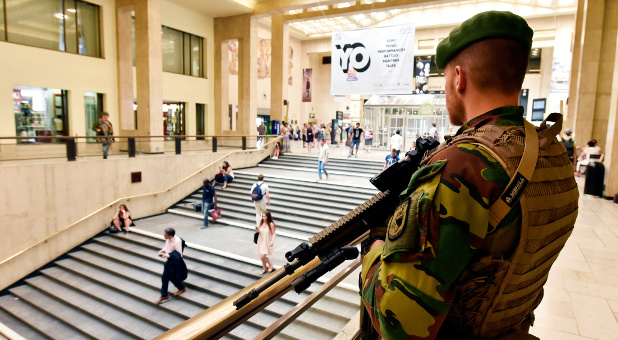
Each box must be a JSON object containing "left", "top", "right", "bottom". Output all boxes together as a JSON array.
[
  {"left": 66, "top": 138, "right": 76, "bottom": 161},
  {"left": 242, "top": 136, "right": 247, "bottom": 150},
  {"left": 128, "top": 138, "right": 136, "bottom": 157},
  {"left": 175, "top": 137, "right": 181, "bottom": 155},
  {"left": 212, "top": 137, "right": 217, "bottom": 153}
]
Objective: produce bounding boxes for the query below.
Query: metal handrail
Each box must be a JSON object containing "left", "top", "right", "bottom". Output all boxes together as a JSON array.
[{"left": 0, "top": 136, "right": 282, "bottom": 267}]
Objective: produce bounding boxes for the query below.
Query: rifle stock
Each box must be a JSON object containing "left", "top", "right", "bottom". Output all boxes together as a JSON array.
[{"left": 156, "top": 137, "right": 439, "bottom": 340}]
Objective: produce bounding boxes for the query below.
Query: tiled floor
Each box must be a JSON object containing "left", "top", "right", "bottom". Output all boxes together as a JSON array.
[{"left": 530, "top": 177, "right": 618, "bottom": 340}]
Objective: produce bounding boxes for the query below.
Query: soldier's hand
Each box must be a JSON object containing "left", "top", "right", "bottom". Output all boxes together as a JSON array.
[{"left": 370, "top": 239, "right": 385, "bottom": 250}]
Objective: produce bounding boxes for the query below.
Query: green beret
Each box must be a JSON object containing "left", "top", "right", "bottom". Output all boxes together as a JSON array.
[
  {"left": 101, "top": 111, "right": 110, "bottom": 116},
  {"left": 435, "top": 11, "right": 533, "bottom": 70}
]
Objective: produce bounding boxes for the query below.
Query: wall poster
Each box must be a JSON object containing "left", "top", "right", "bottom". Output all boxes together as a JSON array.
[
  {"left": 331, "top": 24, "right": 415, "bottom": 95},
  {"left": 303, "top": 68, "right": 312, "bottom": 102}
]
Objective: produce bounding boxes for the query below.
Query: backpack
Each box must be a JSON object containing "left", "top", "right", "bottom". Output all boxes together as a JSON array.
[{"left": 251, "top": 183, "right": 263, "bottom": 201}]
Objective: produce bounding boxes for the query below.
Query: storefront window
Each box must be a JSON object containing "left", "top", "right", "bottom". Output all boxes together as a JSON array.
[
  {"left": 161, "top": 25, "right": 204, "bottom": 77},
  {"left": 190, "top": 34, "right": 203, "bottom": 77},
  {"left": 85, "top": 92, "right": 104, "bottom": 142},
  {"left": 163, "top": 102, "right": 185, "bottom": 138},
  {"left": 162, "top": 26, "right": 184, "bottom": 74},
  {"left": 5, "top": 0, "right": 100, "bottom": 57},
  {"left": 14, "top": 86, "right": 69, "bottom": 143},
  {"left": 76, "top": 0, "right": 100, "bottom": 57}
]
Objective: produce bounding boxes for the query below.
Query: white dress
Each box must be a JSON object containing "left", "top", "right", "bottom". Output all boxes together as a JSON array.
[{"left": 257, "top": 222, "right": 274, "bottom": 255}]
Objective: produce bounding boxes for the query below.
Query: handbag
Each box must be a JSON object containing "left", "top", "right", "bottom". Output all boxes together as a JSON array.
[
  {"left": 345, "top": 140, "right": 349, "bottom": 147},
  {"left": 211, "top": 209, "right": 222, "bottom": 220},
  {"left": 254, "top": 232, "right": 259, "bottom": 244}
]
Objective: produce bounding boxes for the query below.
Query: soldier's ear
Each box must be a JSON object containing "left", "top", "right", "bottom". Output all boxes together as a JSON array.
[{"left": 455, "top": 65, "right": 466, "bottom": 94}]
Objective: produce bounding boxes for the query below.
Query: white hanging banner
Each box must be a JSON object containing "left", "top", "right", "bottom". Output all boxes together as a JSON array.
[{"left": 331, "top": 24, "right": 415, "bottom": 95}]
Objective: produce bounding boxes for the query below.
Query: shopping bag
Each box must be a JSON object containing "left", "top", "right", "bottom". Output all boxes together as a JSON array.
[{"left": 211, "top": 209, "right": 222, "bottom": 220}]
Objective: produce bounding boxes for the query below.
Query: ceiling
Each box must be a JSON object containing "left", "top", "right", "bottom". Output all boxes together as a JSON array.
[
  {"left": 165, "top": 0, "right": 577, "bottom": 40},
  {"left": 166, "top": 0, "right": 257, "bottom": 18}
]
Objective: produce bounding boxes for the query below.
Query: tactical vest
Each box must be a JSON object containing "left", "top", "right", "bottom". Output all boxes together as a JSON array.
[{"left": 429, "top": 113, "right": 579, "bottom": 339}]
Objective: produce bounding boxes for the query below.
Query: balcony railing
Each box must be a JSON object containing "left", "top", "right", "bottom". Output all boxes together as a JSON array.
[{"left": 0, "top": 135, "right": 279, "bottom": 162}]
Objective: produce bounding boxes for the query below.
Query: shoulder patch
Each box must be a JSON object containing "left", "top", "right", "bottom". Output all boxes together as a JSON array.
[{"left": 388, "top": 197, "right": 410, "bottom": 241}]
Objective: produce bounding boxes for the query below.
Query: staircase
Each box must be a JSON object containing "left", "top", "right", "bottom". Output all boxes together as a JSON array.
[
  {"left": 0, "top": 231, "right": 360, "bottom": 339},
  {"left": 0, "top": 170, "right": 379, "bottom": 339},
  {"left": 167, "top": 172, "right": 379, "bottom": 240},
  {"left": 257, "top": 154, "right": 384, "bottom": 178}
]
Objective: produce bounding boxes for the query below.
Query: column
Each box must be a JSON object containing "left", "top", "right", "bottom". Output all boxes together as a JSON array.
[
  {"left": 570, "top": 0, "right": 605, "bottom": 148},
  {"left": 116, "top": 4, "right": 134, "bottom": 131},
  {"left": 134, "top": 0, "right": 164, "bottom": 153},
  {"left": 270, "top": 13, "right": 289, "bottom": 122},
  {"left": 214, "top": 14, "right": 257, "bottom": 137},
  {"left": 602, "top": 2, "right": 618, "bottom": 197}
]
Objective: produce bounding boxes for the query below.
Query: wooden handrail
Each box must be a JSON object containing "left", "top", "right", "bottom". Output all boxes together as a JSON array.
[
  {"left": 0, "top": 136, "right": 282, "bottom": 267},
  {"left": 257, "top": 258, "right": 361, "bottom": 339}
]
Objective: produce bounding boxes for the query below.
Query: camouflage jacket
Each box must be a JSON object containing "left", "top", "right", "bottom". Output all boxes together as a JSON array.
[
  {"left": 92, "top": 119, "right": 114, "bottom": 145},
  {"left": 362, "top": 106, "right": 526, "bottom": 339}
]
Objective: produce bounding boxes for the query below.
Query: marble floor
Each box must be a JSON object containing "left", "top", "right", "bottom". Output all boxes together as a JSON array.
[{"left": 529, "top": 177, "right": 618, "bottom": 340}]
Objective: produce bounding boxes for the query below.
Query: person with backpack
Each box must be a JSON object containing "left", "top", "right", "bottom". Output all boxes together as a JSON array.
[
  {"left": 155, "top": 228, "right": 187, "bottom": 304},
  {"left": 201, "top": 179, "right": 217, "bottom": 229},
  {"left": 249, "top": 174, "right": 270, "bottom": 228}
]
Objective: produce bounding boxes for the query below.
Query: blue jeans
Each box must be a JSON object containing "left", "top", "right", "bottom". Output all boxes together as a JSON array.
[
  {"left": 349, "top": 139, "right": 360, "bottom": 149},
  {"left": 102, "top": 144, "right": 109, "bottom": 158},
  {"left": 203, "top": 201, "right": 215, "bottom": 226},
  {"left": 216, "top": 174, "right": 234, "bottom": 184},
  {"left": 318, "top": 160, "right": 328, "bottom": 179}
]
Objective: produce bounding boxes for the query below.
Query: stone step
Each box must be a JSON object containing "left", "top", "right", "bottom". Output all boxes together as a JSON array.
[
  {"left": 257, "top": 163, "right": 376, "bottom": 178},
  {"left": 106, "top": 233, "right": 360, "bottom": 308},
  {"left": 260, "top": 159, "right": 381, "bottom": 174},
  {"left": 77, "top": 240, "right": 340, "bottom": 337},
  {"left": 9, "top": 285, "right": 133, "bottom": 339},
  {"left": 39, "top": 266, "right": 185, "bottom": 330},
  {"left": 0, "top": 294, "right": 88, "bottom": 340},
  {"left": 63, "top": 252, "right": 263, "bottom": 338},
  {"left": 232, "top": 173, "right": 379, "bottom": 196},
  {"left": 167, "top": 208, "right": 320, "bottom": 239},
  {"left": 191, "top": 192, "right": 353, "bottom": 218},
  {"left": 198, "top": 201, "right": 334, "bottom": 228},
  {"left": 0, "top": 305, "right": 49, "bottom": 340},
  {"left": 267, "top": 154, "right": 383, "bottom": 168},
  {"left": 196, "top": 185, "right": 369, "bottom": 210},
  {"left": 24, "top": 275, "right": 163, "bottom": 339}
]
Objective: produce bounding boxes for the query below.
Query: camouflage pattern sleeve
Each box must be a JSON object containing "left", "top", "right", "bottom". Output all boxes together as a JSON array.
[{"left": 361, "top": 142, "right": 512, "bottom": 339}]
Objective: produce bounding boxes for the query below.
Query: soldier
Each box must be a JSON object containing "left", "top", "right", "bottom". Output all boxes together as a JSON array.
[
  {"left": 92, "top": 111, "right": 114, "bottom": 159},
  {"left": 361, "top": 11, "right": 578, "bottom": 340}
]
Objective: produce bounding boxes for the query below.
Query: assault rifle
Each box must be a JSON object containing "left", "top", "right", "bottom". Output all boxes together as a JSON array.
[{"left": 156, "top": 137, "right": 439, "bottom": 340}]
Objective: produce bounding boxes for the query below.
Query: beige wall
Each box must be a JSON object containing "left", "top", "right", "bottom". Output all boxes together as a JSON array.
[
  {"left": 0, "top": 0, "right": 118, "bottom": 143},
  {"left": 0, "top": 0, "right": 217, "bottom": 143},
  {"left": 160, "top": 1, "right": 216, "bottom": 137},
  {"left": 0, "top": 144, "right": 276, "bottom": 291}
]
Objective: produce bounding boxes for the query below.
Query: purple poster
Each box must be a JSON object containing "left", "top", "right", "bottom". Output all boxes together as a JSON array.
[{"left": 303, "top": 68, "right": 312, "bottom": 102}]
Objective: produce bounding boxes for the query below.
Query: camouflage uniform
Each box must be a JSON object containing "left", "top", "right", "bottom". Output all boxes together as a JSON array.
[
  {"left": 362, "top": 106, "right": 530, "bottom": 339},
  {"left": 92, "top": 118, "right": 114, "bottom": 158}
]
